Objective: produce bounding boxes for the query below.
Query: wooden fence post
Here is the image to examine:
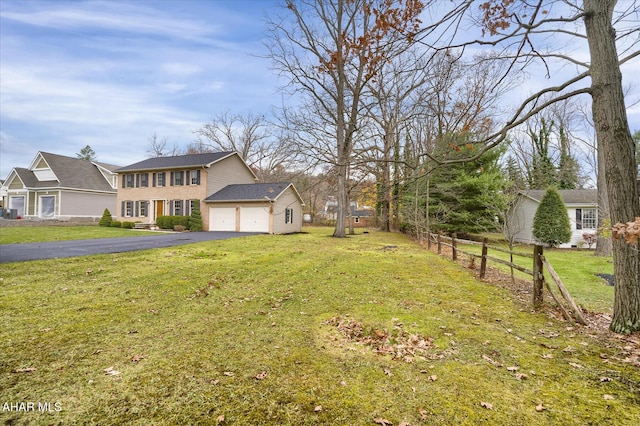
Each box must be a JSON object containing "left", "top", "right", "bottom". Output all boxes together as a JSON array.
[
  {"left": 437, "top": 234, "right": 442, "bottom": 254},
  {"left": 427, "top": 232, "right": 432, "bottom": 249},
  {"left": 452, "top": 233, "right": 457, "bottom": 261},
  {"left": 479, "top": 238, "right": 488, "bottom": 279},
  {"left": 533, "top": 245, "right": 544, "bottom": 308}
]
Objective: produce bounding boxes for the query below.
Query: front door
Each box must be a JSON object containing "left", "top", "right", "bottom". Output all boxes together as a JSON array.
[{"left": 154, "top": 200, "right": 164, "bottom": 223}]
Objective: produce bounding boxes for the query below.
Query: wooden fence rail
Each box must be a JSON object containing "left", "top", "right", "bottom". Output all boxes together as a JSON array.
[{"left": 423, "top": 232, "right": 586, "bottom": 325}]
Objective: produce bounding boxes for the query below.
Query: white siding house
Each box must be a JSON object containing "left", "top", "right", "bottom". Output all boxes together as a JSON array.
[{"left": 507, "top": 189, "right": 598, "bottom": 248}]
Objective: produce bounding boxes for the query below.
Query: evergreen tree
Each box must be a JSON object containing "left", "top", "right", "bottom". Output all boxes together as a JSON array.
[
  {"left": 557, "top": 126, "right": 580, "bottom": 189},
  {"left": 529, "top": 118, "right": 557, "bottom": 189},
  {"left": 532, "top": 188, "right": 571, "bottom": 247},
  {"left": 77, "top": 145, "right": 97, "bottom": 161},
  {"left": 99, "top": 208, "right": 113, "bottom": 227},
  {"left": 188, "top": 200, "right": 203, "bottom": 232},
  {"left": 504, "top": 155, "right": 526, "bottom": 189},
  {"left": 423, "top": 143, "right": 507, "bottom": 236}
]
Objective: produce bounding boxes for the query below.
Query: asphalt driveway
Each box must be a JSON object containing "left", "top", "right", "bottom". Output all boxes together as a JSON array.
[{"left": 0, "top": 232, "right": 260, "bottom": 263}]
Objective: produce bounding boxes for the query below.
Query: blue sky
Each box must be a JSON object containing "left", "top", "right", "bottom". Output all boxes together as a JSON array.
[
  {"left": 1, "top": 0, "right": 638, "bottom": 179},
  {"left": 0, "top": 0, "right": 284, "bottom": 176}
]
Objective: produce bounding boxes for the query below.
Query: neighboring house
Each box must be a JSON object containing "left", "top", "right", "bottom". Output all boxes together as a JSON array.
[
  {"left": 204, "top": 182, "right": 304, "bottom": 234},
  {"left": 508, "top": 189, "right": 598, "bottom": 248},
  {"left": 1, "top": 152, "right": 118, "bottom": 220},
  {"left": 348, "top": 205, "right": 375, "bottom": 228},
  {"left": 115, "top": 152, "right": 304, "bottom": 234},
  {"left": 316, "top": 200, "right": 375, "bottom": 228}
]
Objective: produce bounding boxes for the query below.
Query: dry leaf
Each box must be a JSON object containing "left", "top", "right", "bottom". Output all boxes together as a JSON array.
[
  {"left": 374, "top": 418, "right": 392, "bottom": 425},
  {"left": 535, "top": 403, "right": 546, "bottom": 412},
  {"left": 255, "top": 371, "right": 267, "bottom": 380},
  {"left": 419, "top": 407, "right": 428, "bottom": 419},
  {"left": 514, "top": 373, "right": 528, "bottom": 380},
  {"left": 314, "top": 405, "right": 323, "bottom": 412},
  {"left": 13, "top": 367, "right": 37, "bottom": 373},
  {"left": 506, "top": 366, "right": 519, "bottom": 372},
  {"left": 568, "top": 362, "right": 584, "bottom": 369},
  {"left": 541, "top": 353, "right": 553, "bottom": 359},
  {"left": 131, "top": 354, "right": 145, "bottom": 363},
  {"left": 216, "top": 414, "right": 225, "bottom": 423},
  {"left": 480, "top": 401, "right": 493, "bottom": 410},
  {"left": 104, "top": 366, "right": 120, "bottom": 376},
  {"left": 428, "top": 375, "right": 437, "bottom": 381},
  {"left": 600, "top": 376, "right": 613, "bottom": 382},
  {"left": 223, "top": 371, "right": 234, "bottom": 376},
  {"left": 384, "top": 368, "right": 393, "bottom": 376},
  {"left": 603, "top": 394, "right": 614, "bottom": 400},
  {"left": 399, "top": 422, "right": 410, "bottom": 426}
]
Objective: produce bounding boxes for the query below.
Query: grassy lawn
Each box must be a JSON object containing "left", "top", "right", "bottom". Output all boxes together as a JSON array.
[
  {"left": 451, "top": 240, "right": 614, "bottom": 314},
  {"left": 1, "top": 228, "right": 637, "bottom": 425},
  {"left": 0, "top": 225, "right": 158, "bottom": 244}
]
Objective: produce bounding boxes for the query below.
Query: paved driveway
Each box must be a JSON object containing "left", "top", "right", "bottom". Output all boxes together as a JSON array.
[{"left": 0, "top": 232, "right": 260, "bottom": 263}]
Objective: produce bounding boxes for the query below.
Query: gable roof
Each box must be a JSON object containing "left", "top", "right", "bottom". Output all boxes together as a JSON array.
[
  {"left": 520, "top": 189, "right": 597, "bottom": 205},
  {"left": 204, "top": 182, "right": 303, "bottom": 204},
  {"left": 6, "top": 152, "right": 118, "bottom": 192},
  {"left": 116, "top": 152, "right": 236, "bottom": 172}
]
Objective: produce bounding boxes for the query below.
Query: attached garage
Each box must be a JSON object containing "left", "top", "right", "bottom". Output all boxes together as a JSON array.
[
  {"left": 239, "top": 206, "right": 270, "bottom": 232},
  {"left": 204, "top": 182, "right": 304, "bottom": 234},
  {"left": 208, "top": 206, "right": 236, "bottom": 231}
]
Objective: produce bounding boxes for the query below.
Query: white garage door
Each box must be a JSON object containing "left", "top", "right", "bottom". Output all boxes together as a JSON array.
[
  {"left": 209, "top": 207, "right": 236, "bottom": 231},
  {"left": 240, "top": 207, "right": 270, "bottom": 233}
]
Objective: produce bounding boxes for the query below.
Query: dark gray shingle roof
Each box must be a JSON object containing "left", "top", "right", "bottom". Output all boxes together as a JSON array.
[
  {"left": 522, "top": 189, "right": 597, "bottom": 205},
  {"left": 11, "top": 152, "right": 117, "bottom": 192},
  {"left": 116, "top": 152, "right": 235, "bottom": 172},
  {"left": 205, "top": 182, "right": 294, "bottom": 202}
]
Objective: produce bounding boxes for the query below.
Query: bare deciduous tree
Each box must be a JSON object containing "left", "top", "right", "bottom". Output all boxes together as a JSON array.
[{"left": 416, "top": 0, "right": 639, "bottom": 333}]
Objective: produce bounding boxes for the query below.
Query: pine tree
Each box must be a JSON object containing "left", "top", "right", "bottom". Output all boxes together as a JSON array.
[
  {"left": 532, "top": 188, "right": 571, "bottom": 247},
  {"left": 188, "top": 200, "right": 203, "bottom": 232},
  {"left": 77, "top": 145, "right": 97, "bottom": 161},
  {"left": 99, "top": 208, "right": 113, "bottom": 227}
]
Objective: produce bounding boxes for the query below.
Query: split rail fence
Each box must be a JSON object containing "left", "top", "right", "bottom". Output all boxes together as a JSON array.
[{"left": 421, "top": 232, "right": 587, "bottom": 325}]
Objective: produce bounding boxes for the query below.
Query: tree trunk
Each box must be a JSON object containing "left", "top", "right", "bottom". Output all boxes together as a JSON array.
[
  {"left": 584, "top": 0, "right": 640, "bottom": 333},
  {"left": 379, "top": 129, "right": 393, "bottom": 232},
  {"left": 595, "top": 136, "right": 612, "bottom": 256}
]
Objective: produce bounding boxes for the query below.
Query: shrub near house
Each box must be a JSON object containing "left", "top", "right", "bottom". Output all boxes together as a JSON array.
[{"left": 533, "top": 188, "right": 572, "bottom": 247}]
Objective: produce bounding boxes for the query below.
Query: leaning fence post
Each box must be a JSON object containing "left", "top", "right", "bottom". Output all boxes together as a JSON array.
[
  {"left": 452, "top": 233, "right": 457, "bottom": 261},
  {"left": 437, "top": 233, "right": 442, "bottom": 254},
  {"left": 533, "top": 245, "right": 544, "bottom": 308},
  {"left": 479, "top": 238, "right": 488, "bottom": 279}
]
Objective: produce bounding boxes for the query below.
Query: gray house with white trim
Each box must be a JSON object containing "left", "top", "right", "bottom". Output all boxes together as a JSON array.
[
  {"left": 1, "top": 152, "right": 118, "bottom": 220},
  {"left": 507, "top": 189, "right": 598, "bottom": 248}
]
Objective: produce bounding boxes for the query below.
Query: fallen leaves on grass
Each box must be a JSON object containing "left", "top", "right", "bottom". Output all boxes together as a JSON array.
[
  {"left": 480, "top": 401, "right": 493, "bottom": 410},
  {"left": 535, "top": 403, "right": 546, "bottom": 412},
  {"left": 314, "top": 405, "right": 323, "bottom": 412},
  {"left": 254, "top": 371, "right": 267, "bottom": 380},
  {"left": 374, "top": 418, "right": 392, "bottom": 425},
  {"left": 326, "top": 316, "right": 435, "bottom": 362}
]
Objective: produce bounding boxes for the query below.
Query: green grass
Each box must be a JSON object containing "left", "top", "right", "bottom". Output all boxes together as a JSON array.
[
  {"left": 453, "top": 240, "right": 614, "bottom": 314},
  {"left": 0, "top": 225, "right": 157, "bottom": 244},
  {"left": 1, "top": 228, "right": 637, "bottom": 425}
]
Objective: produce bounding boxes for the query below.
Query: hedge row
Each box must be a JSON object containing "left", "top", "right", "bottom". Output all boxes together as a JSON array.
[{"left": 156, "top": 215, "right": 189, "bottom": 230}]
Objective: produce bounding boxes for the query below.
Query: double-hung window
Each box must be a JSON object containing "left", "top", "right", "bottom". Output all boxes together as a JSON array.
[{"left": 190, "top": 170, "right": 200, "bottom": 185}]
